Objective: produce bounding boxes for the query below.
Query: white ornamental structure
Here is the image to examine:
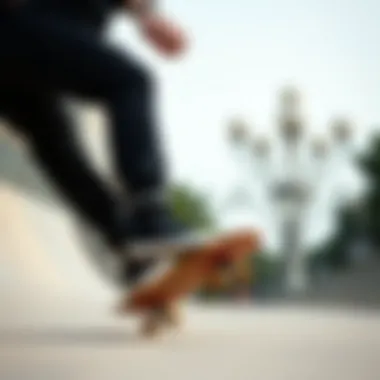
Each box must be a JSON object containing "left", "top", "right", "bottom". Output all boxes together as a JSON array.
[{"left": 226, "top": 87, "right": 354, "bottom": 294}]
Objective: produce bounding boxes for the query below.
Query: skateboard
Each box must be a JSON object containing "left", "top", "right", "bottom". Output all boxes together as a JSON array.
[{"left": 117, "top": 229, "right": 261, "bottom": 337}]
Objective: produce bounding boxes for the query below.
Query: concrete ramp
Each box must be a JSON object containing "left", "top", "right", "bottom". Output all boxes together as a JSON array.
[
  {"left": 0, "top": 184, "right": 116, "bottom": 295},
  {"left": 0, "top": 125, "right": 118, "bottom": 324},
  {"left": 0, "top": 185, "right": 65, "bottom": 291}
]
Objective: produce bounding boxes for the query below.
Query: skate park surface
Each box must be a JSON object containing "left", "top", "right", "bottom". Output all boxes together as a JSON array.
[{"left": 1, "top": 127, "right": 380, "bottom": 380}]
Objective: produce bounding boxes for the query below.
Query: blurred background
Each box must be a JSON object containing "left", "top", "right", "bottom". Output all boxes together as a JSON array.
[
  {"left": 1, "top": 0, "right": 380, "bottom": 378},
  {"left": 1, "top": 0, "right": 380, "bottom": 309}
]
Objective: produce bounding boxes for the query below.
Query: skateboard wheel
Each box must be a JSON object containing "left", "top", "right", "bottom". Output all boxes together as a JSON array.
[
  {"left": 163, "top": 304, "right": 182, "bottom": 328},
  {"left": 140, "top": 313, "right": 165, "bottom": 337}
]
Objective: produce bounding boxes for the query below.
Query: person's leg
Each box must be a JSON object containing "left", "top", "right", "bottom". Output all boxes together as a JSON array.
[
  {"left": 0, "top": 90, "right": 126, "bottom": 246},
  {"left": 0, "top": 9, "right": 193, "bottom": 259},
  {"left": 0, "top": 9, "right": 165, "bottom": 189}
]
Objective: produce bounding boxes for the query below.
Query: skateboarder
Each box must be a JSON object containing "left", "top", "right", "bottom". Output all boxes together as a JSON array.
[{"left": 0, "top": 0, "right": 194, "bottom": 285}]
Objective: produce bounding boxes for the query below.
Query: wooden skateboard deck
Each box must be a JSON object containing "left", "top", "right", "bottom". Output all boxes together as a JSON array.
[{"left": 117, "top": 229, "right": 261, "bottom": 337}]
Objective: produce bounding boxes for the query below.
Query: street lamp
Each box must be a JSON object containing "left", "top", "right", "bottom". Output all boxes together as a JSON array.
[
  {"left": 278, "top": 87, "right": 304, "bottom": 145},
  {"left": 311, "top": 136, "right": 330, "bottom": 160},
  {"left": 251, "top": 136, "right": 271, "bottom": 159},
  {"left": 331, "top": 118, "right": 353, "bottom": 146},
  {"left": 225, "top": 87, "right": 355, "bottom": 296},
  {"left": 279, "top": 86, "right": 302, "bottom": 112},
  {"left": 228, "top": 117, "right": 250, "bottom": 144}
]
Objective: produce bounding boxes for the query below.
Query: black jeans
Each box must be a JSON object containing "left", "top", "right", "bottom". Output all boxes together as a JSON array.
[{"left": 0, "top": 8, "right": 166, "bottom": 247}]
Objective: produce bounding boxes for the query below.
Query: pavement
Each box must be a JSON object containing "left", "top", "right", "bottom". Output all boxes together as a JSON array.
[{"left": 1, "top": 297, "right": 380, "bottom": 380}]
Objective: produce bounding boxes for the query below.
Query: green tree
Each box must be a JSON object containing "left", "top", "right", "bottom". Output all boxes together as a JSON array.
[
  {"left": 169, "top": 183, "right": 215, "bottom": 230},
  {"left": 358, "top": 132, "right": 380, "bottom": 250},
  {"left": 307, "top": 131, "right": 379, "bottom": 272},
  {"left": 309, "top": 205, "right": 359, "bottom": 272}
]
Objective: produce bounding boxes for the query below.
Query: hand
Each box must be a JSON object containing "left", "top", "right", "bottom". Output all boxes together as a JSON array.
[{"left": 138, "top": 14, "right": 189, "bottom": 58}]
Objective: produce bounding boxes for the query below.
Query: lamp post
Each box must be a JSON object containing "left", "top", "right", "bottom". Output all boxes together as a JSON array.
[{"left": 226, "top": 87, "right": 354, "bottom": 295}]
